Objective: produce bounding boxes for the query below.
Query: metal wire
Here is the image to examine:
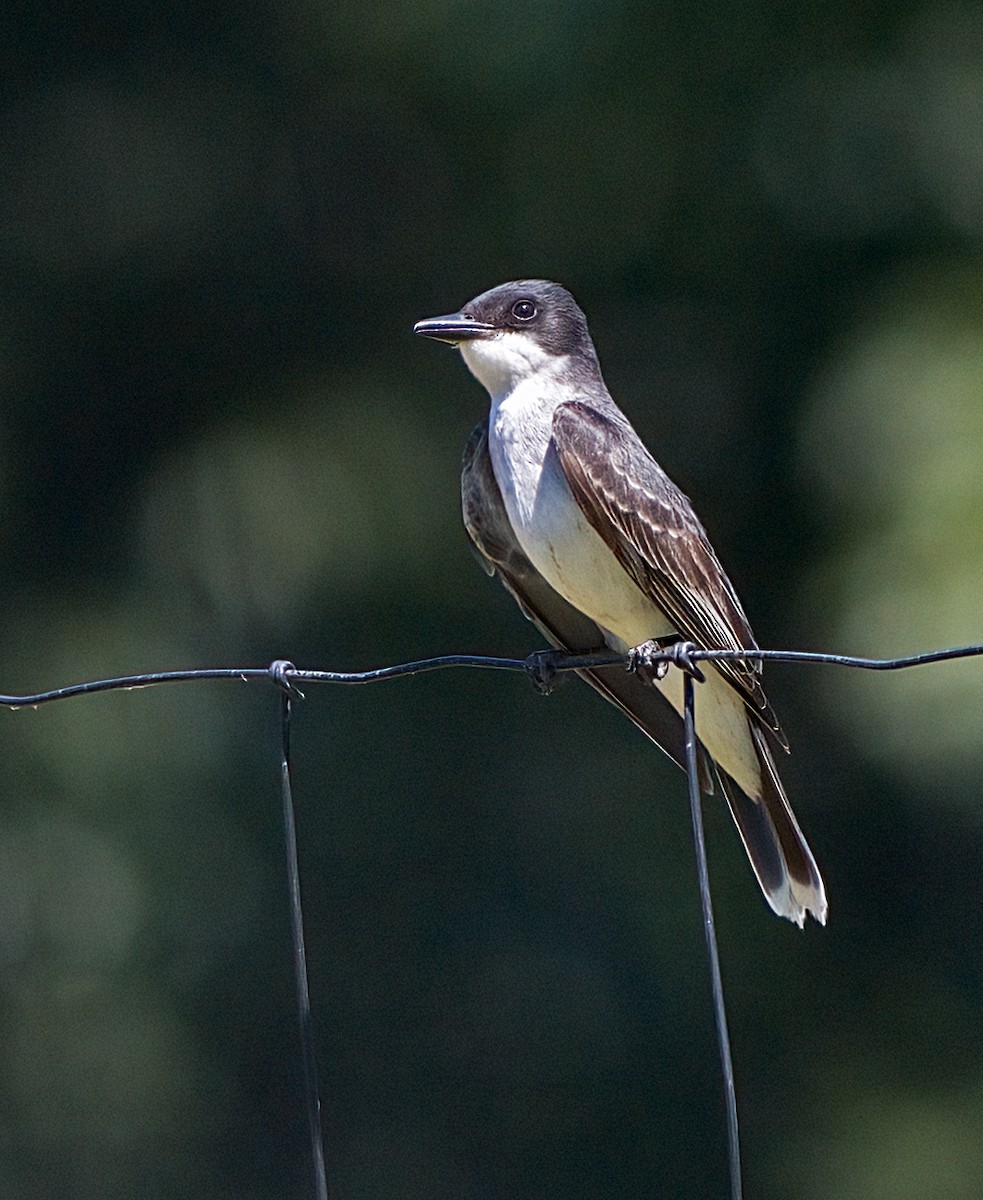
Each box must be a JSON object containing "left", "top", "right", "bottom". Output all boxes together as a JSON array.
[
  {"left": 271, "top": 663, "right": 328, "bottom": 1200},
  {"left": 3, "top": 641, "right": 983, "bottom": 709},
  {"left": 5, "top": 638, "right": 983, "bottom": 1200},
  {"left": 683, "top": 671, "right": 741, "bottom": 1200}
]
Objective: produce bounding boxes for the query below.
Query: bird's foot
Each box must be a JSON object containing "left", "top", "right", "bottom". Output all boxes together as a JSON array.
[
  {"left": 626, "top": 640, "right": 671, "bottom": 682},
  {"left": 627, "top": 639, "right": 705, "bottom": 684},
  {"left": 524, "top": 649, "right": 566, "bottom": 695}
]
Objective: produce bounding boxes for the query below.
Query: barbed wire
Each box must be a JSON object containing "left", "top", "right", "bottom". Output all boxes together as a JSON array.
[{"left": 6, "top": 639, "right": 983, "bottom": 1200}]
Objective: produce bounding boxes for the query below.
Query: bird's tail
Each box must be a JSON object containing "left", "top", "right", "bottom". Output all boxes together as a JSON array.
[{"left": 717, "top": 725, "right": 827, "bottom": 926}]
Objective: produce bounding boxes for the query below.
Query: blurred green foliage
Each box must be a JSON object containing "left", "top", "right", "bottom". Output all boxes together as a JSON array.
[{"left": 2, "top": 1, "right": 983, "bottom": 1197}]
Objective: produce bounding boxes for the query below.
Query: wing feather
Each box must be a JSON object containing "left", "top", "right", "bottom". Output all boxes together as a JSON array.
[{"left": 552, "top": 401, "right": 787, "bottom": 745}]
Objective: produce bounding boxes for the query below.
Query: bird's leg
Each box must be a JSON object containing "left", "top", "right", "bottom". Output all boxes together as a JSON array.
[{"left": 627, "top": 637, "right": 706, "bottom": 684}]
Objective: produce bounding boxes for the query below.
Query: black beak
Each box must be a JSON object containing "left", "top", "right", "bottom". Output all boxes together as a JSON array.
[{"left": 413, "top": 312, "right": 497, "bottom": 345}]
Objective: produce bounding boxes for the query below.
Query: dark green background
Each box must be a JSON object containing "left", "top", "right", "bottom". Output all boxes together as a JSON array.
[{"left": 3, "top": 2, "right": 983, "bottom": 1197}]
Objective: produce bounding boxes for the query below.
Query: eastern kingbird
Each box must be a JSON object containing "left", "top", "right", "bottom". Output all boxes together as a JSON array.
[{"left": 414, "top": 280, "right": 826, "bottom": 926}]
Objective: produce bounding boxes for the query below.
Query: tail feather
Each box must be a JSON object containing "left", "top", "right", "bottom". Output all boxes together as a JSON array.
[{"left": 718, "top": 726, "right": 827, "bottom": 927}]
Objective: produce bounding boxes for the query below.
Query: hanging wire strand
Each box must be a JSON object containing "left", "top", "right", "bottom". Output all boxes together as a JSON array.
[
  {"left": 271, "top": 662, "right": 328, "bottom": 1200},
  {"left": 682, "top": 668, "right": 742, "bottom": 1200},
  {"left": 5, "top": 638, "right": 983, "bottom": 1200}
]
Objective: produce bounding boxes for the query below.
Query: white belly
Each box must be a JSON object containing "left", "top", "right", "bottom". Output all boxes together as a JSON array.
[{"left": 513, "top": 440, "right": 673, "bottom": 645}]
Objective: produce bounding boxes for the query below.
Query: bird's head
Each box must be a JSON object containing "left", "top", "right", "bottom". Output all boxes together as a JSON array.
[{"left": 414, "top": 279, "right": 599, "bottom": 397}]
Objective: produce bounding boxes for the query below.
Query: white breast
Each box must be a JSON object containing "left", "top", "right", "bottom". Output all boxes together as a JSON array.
[{"left": 487, "top": 376, "right": 672, "bottom": 646}]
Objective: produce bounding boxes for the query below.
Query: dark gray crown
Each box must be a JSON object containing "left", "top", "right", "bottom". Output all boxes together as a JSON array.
[{"left": 462, "top": 280, "right": 597, "bottom": 361}]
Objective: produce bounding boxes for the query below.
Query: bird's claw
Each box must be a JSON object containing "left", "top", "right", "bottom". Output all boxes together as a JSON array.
[
  {"left": 525, "top": 649, "right": 564, "bottom": 695},
  {"left": 627, "top": 639, "right": 705, "bottom": 684},
  {"left": 626, "top": 640, "right": 669, "bottom": 681}
]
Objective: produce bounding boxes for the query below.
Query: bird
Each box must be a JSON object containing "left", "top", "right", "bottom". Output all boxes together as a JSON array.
[{"left": 414, "top": 280, "right": 826, "bottom": 926}]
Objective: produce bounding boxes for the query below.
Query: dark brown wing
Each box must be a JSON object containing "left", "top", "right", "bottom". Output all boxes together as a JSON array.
[
  {"left": 462, "top": 419, "right": 712, "bottom": 788},
  {"left": 551, "top": 401, "right": 786, "bottom": 745}
]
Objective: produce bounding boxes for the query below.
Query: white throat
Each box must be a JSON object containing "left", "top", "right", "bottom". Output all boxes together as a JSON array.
[
  {"left": 464, "top": 335, "right": 574, "bottom": 529},
  {"left": 459, "top": 330, "right": 564, "bottom": 401}
]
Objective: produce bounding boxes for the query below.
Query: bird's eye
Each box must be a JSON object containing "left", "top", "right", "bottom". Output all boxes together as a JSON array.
[{"left": 511, "top": 299, "right": 537, "bottom": 321}]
